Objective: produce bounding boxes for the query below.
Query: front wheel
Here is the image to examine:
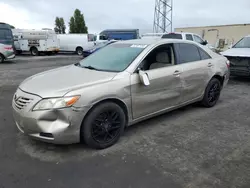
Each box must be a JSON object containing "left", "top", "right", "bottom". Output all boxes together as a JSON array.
[
  {"left": 81, "top": 102, "right": 126, "bottom": 149},
  {"left": 201, "top": 78, "right": 221, "bottom": 107}
]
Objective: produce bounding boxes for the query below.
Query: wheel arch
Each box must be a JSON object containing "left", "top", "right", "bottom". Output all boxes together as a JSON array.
[
  {"left": 211, "top": 74, "right": 224, "bottom": 88},
  {"left": 76, "top": 46, "right": 83, "bottom": 51},
  {"left": 80, "top": 98, "right": 130, "bottom": 135},
  {"left": 0, "top": 52, "right": 5, "bottom": 59},
  {"left": 30, "top": 46, "right": 37, "bottom": 51}
]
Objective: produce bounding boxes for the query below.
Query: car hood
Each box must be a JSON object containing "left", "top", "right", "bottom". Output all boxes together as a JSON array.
[
  {"left": 221, "top": 48, "right": 250, "bottom": 57},
  {"left": 19, "top": 65, "right": 117, "bottom": 98}
]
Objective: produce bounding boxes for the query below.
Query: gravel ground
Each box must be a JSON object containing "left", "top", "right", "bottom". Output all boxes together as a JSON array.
[{"left": 1, "top": 55, "right": 250, "bottom": 188}]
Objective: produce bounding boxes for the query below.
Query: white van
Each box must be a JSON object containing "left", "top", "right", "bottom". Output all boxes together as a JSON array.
[
  {"left": 57, "top": 34, "right": 108, "bottom": 55},
  {"left": 12, "top": 29, "right": 59, "bottom": 56}
]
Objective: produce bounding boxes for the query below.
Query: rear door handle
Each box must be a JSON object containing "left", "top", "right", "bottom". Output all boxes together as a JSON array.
[
  {"left": 173, "top": 70, "right": 181, "bottom": 76},
  {"left": 208, "top": 62, "right": 213, "bottom": 67}
]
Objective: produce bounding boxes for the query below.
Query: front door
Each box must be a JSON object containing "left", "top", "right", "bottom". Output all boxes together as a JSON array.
[{"left": 130, "top": 44, "right": 183, "bottom": 119}]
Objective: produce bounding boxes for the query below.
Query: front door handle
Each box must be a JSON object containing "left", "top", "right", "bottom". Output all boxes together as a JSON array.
[
  {"left": 173, "top": 70, "right": 181, "bottom": 76},
  {"left": 208, "top": 62, "right": 213, "bottom": 67}
]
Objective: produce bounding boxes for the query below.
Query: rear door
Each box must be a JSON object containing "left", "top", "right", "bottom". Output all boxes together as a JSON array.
[{"left": 175, "top": 43, "right": 212, "bottom": 103}]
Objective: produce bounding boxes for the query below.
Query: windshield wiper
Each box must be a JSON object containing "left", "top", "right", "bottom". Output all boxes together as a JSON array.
[
  {"left": 74, "top": 62, "right": 81, "bottom": 67},
  {"left": 83, "top": 65, "right": 100, "bottom": 71}
]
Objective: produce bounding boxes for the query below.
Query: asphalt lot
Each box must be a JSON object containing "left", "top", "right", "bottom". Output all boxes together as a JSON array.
[{"left": 1, "top": 55, "right": 250, "bottom": 188}]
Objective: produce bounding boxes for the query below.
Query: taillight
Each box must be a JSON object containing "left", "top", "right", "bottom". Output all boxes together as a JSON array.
[
  {"left": 87, "top": 34, "right": 90, "bottom": 42},
  {"left": 226, "top": 60, "right": 230, "bottom": 68},
  {"left": 4, "top": 46, "right": 13, "bottom": 50}
]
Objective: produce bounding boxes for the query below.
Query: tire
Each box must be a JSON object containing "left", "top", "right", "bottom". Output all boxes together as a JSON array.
[
  {"left": 16, "top": 50, "right": 22, "bottom": 55},
  {"left": 201, "top": 78, "right": 221, "bottom": 107},
  {"left": 0, "top": 54, "right": 4, "bottom": 63},
  {"left": 76, "top": 47, "right": 83, "bottom": 56},
  {"left": 30, "top": 47, "right": 39, "bottom": 56},
  {"left": 81, "top": 102, "right": 126, "bottom": 149}
]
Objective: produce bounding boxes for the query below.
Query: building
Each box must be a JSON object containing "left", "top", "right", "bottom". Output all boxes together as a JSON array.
[{"left": 175, "top": 23, "right": 250, "bottom": 50}]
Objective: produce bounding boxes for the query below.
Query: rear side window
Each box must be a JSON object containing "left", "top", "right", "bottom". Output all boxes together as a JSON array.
[
  {"left": 198, "top": 48, "right": 211, "bottom": 60},
  {"left": 178, "top": 43, "right": 201, "bottom": 63},
  {"left": 186, "top": 34, "right": 193, "bottom": 41},
  {"left": 162, "top": 33, "right": 182, "bottom": 39}
]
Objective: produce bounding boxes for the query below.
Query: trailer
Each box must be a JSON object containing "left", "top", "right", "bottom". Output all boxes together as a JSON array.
[{"left": 12, "top": 29, "right": 59, "bottom": 56}]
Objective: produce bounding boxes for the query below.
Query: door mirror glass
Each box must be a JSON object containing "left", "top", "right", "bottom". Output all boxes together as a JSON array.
[{"left": 139, "top": 70, "right": 150, "bottom": 86}]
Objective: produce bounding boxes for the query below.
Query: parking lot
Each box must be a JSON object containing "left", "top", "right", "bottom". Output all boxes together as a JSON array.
[{"left": 1, "top": 55, "right": 250, "bottom": 188}]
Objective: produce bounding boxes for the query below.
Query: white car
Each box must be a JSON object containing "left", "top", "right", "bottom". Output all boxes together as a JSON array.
[{"left": 221, "top": 35, "right": 250, "bottom": 77}]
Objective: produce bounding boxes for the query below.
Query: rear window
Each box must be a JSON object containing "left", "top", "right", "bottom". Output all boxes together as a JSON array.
[
  {"left": 0, "top": 29, "right": 13, "bottom": 45},
  {"left": 162, "top": 33, "right": 182, "bottom": 39}
]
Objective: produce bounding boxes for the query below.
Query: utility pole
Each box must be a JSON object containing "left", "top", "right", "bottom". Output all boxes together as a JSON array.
[{"left": 153, "top": 0, "right": 173, "bottom": 33}]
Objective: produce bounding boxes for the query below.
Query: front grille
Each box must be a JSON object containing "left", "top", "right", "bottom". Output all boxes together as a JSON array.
[{"left": 14, "top": 96, "right": 32, "bottom": 110}]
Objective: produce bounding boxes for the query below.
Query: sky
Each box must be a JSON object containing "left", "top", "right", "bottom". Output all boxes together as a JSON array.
[{"left": 0, "top": 0, "right": 250, "bottom": 34}]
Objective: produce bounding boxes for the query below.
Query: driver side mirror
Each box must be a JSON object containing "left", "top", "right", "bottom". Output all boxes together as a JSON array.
[
  {"left": 138, "top": 70, "right": 150, "bottom": 86},
  {"left": 202, "top": 40, "right": 208, "bottom": 45}
]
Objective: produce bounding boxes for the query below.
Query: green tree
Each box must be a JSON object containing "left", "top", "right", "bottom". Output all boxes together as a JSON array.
[
  {"left": 54, "top": 17, "right": 66, "bottom": 34},
  {"left": 69, "top": 9, "right": 88, "bottom": 33}
]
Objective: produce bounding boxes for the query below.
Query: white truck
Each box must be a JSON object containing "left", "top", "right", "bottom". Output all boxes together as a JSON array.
[
  {"left": 161, "top": 32, "right": 215, "bottom": 49},
  {"left": 57, "top": 34, "right": 108, "bottom": 55},
  {"left": 141, "top": 33, "right": 166, "bottom": 39},
  {"left": 12, "top": 29, "right": 59, "bottom": 56}
]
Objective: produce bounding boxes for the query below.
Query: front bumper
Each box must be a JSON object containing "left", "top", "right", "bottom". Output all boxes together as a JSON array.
[{"left": 12, "top": 89, "right": 90, "bottom": 144}]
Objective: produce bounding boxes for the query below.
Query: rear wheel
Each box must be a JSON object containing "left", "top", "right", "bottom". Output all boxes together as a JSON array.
[
  {"left": 30, "top": 47, "right": 39, "bottom": 56},
  {"left": 201, "top": 78, "right": 221, "bottom": 107},
  {"left": 76, "top": 47, "right": 83, "bottom": 56},
  {"left": 16, "top": 50, "right": 22, "bottom": 55},
  {"left": 81, "top": 102, "right": 126, "bottom": 149},
  {"left": 0, "top": 54, "right": 4, "bottom": 63}
]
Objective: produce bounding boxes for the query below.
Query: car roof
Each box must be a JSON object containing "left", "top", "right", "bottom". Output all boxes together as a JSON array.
[
  {"left": 163, "top": 32, "right": 197, "bottom": 35},
  {"left": 115, "top": 38, "right": 198, "bottom": 45}
]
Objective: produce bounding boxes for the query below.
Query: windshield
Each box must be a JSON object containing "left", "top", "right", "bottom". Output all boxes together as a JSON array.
[
  {"left": 0, "top": 29, "right": 13, "bottom": 45},
  {"left": 233, "top": 37, "right": 250, "bottom": 48},
  {"left": 79, "top": 43, "right": 146, "bottom": 72}
]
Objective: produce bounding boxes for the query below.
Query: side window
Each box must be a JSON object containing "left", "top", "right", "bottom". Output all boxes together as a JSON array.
[
  {"left": 138, "top": 44, "right": 176, "bottom": 71},
  {"left": 99, "top": 35, "right": 108, "bottom": 40},
  {"left": 186, "top": 34, "right": 193, "bottom": 41},
  {"left": 198, "top": 48, "right": 211, "bottom": 60},
  {"left": 178, "top": 43, "right": 201, "bottom": 64},
  {"left": 193, "top": 35, "right": 204, "bottom": 44}
]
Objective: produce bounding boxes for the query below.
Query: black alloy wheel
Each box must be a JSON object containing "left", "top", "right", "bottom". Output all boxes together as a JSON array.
[
  {"left": 82, "top": 102, "right": 126, "bottom": 149},
  {"left": 208, "top": 82, "right": 220, "bottom": 104},
  {"left": 202, "top": 78, "right": 221, "bottom": 107},
  {"left": 91, "top": 111, "right": 121, "bottom": 144}
]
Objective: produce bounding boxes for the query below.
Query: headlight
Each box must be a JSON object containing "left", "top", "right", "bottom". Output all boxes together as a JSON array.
[{"left": 33, "top": 96, "right": 80, "bottom": 111}]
